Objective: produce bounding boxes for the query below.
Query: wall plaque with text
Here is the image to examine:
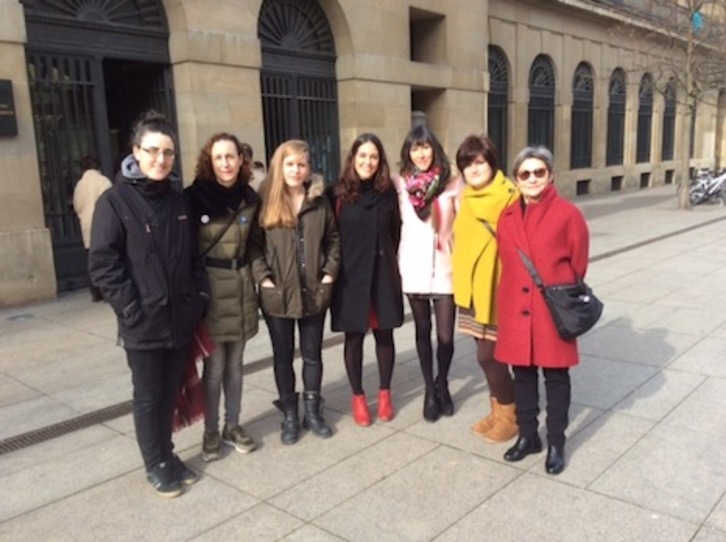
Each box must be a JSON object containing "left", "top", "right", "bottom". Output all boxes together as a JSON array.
[{"left": 0, "top": 80, "right": 18, "bottom": 137}]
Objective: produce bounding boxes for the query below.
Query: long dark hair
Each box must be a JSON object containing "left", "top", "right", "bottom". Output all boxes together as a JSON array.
[
  {"left": 335, "top": 133, "right": 392, "bottom": 204},
  {"left": 399, "top": 124, "right": 451, "bottom": 182}
]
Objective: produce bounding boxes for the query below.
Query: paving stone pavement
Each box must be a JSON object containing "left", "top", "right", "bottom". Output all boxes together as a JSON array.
[{"left": 1, "top": 185, "right": 726, "bottom": 541}]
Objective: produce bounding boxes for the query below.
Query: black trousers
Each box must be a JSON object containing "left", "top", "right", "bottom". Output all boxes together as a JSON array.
[
  {"left": 125, "top": 345, "right": 188, "bottom": 470},
  {"left": 264, "top": 313, "right": 325, "bottom": 398},
  {"left": 511, "top": 365, "right": 571, "bottom": 448}
]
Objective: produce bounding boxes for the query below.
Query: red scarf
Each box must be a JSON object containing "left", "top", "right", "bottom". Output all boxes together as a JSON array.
[{"left": 173, "top": 323, "right": 214, "bottom": 432}]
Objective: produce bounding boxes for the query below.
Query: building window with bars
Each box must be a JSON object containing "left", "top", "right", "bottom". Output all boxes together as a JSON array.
[
  {"left": 487, "top": 46, "right": 509, "bottom": 171},
  {"left": 636, "top": 74, "right": 654, "bottom": 164},
  {"left": 570, "top": 62, "right": 594, "bottom": 169},
  {"left": 606, "top": 69, "right": 626, "bottom": 166},
  {"left": 662, "top": 81, "right": 676, "bottom": 161},
  {"left": 527, "top": 55, "right": 555, "bottom": 150},
  {"left": 258, "top": 0, "right": 340, "bottom": 183}
]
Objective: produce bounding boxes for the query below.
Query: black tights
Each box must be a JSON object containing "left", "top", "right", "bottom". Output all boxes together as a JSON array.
[
  {"left": 475, "top": 338, "right": 515, "bottom": 405},
  {"left": 344, "top": 329, "right": 395, "bottom": 395},
  {"left": 408, "top": 295, "right": 455, "bottom": 391}
]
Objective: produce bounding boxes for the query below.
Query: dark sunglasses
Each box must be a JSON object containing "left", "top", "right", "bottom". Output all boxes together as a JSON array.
[{"left": 516, "top": 167, "right": 548, "bottom": 182}]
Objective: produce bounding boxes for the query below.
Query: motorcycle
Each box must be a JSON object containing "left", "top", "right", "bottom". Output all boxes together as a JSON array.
[{"left": 689, "top": 169, "right": 726, "bottom": 205}]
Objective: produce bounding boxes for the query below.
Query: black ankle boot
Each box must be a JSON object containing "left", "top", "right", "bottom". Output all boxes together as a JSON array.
[
  {"left": 435, "top": 376, "right": 454, "bottom": 417},
  {"left": 302, "top": 391, "right": 333, "bottom": 438},
  {"left": 423, "top": 389, "right": 440, "bottom": 422},
  {"left": 273, "top": 393, "right": 300, "bottom": 445},
  {"left": 503, "top": 435, "right": 543, "bottom": 462},
  {"left": 545, "top": 445, "right": 566, "bottom": 475}
]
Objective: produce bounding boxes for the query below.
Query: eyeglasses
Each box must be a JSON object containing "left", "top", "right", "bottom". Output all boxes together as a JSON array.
[
  {"left": 140, "top": 147, "right": 175, "bottom": 161},
  {"left": 516, "top": 167, "right": 548, "bottom": 181}
]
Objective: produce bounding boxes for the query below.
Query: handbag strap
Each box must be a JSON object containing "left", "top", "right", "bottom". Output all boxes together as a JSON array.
[
  {"left": 516, "top": 249, "right": 545, "bottom": 289},
  {"left": 478, "top": 217, "right": 496, "bottom": 238},
  {"left": 200, "top": 204, "right": 244, "bottom": 258}
]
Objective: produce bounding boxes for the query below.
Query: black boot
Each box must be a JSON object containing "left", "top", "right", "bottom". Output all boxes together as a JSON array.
[
  {"left": 423, "top": 389, "right": 440, "bottom": 422},
  {"left": 302, "top": 391, "right": 333, "bottom": 438},
  {"left": 435, "top": 376, "right": 454, "bottom": 417},
  {"left": 545, "top": 445, "right": 566, "bottom": 475},
  {"left": 273, "top": 393, "right": 300, "bottom": 445},
  {"left": 503, "top": 435, "right": 543, "bottom": 462}
]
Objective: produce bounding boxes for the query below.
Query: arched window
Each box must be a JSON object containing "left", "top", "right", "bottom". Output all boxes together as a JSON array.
[
  {"left": 606, "top": 69, "right": 626, "bottom": 166},
  {"left": 636, "top": 74, "right": 654, "bottom": 163},
  {"left": 488, "top": 46, "right": 509, "bottom": 171},
  {"left": 258, "top": 0, "right": 339, "bottom": 181},
  {"left": 528, "top": 55, "right": 556, "bottom": 150},
  {"left": 570, "top": 62, "right": 594, "bottom": 169},
  {"left": 662, "top": 80, "right": 677, "bottom": 160}
]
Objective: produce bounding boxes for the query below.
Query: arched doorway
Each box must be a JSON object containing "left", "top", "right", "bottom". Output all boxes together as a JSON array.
[
  {"left": 258, "top": 0, "right": 340, "bottom": 183},
  {"left": 21, "top": 0, "right": 177, "bottom": 292}
]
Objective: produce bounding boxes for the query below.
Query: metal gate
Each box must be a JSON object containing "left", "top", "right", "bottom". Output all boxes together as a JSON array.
[
  {"left": 258, "top": 0, "right": 339, "bottom": 183},
  {"left": 22, "top": 0, "right": 173, "bottom": 292},
  {"left": 261, "top": 73, "right": 339, "bottom": 182},
  {"left": 27, "top": 53, "right": 177, "bottom": 291},
  {"left": 27, "top": 52, "right": 100, "bottom": 288}
]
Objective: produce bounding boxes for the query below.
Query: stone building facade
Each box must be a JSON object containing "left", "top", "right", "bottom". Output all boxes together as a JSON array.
[{"left": 0, "top": 0, "right": 723, "bottom": 306}]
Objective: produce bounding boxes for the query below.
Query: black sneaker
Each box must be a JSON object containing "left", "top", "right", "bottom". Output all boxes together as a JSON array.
[
  {"left": 146, "top": 461, "right": 182, "bottom": 498},
  {"left": 222, "top": 425, "right": 256, "bottom": 454},
  {"left": 170, "top": 455, "right": 198, "bottom": 486},
  {"left": 202, "top": 430, "right": 222, "bottom": 462}
]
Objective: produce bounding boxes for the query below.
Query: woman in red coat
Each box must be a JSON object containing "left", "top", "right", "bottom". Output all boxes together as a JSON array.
[{"left": 495, "top": 146, "right": 589, "bottom": 475}]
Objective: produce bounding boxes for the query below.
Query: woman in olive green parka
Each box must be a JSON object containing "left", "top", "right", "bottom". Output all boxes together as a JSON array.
[
  {"left": 185, "top": 133, "right": 261, "bottom": 463},
  {"left": 251, "top": 139, "right": 341, "bottom": 446}
]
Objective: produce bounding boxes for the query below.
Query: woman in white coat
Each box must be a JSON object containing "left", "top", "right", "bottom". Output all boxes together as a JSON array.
[{"left": 395, "top": 125, "right": 460, "bottom": 422}]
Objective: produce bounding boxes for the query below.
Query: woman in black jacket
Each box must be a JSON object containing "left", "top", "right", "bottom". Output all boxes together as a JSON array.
[
  {"left": 329, "top": 133, "right": 403, "bottom": 426},
  {"left": 89, "top": 111, "right": 208, "bottom": 499}
]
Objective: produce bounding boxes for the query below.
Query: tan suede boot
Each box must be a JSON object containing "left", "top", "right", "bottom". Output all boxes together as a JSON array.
[
  {"left": 471, "top": 397, "right": 498, "bottom": 438},
  {"left": 483, "top": 401, "right": 518, "bottom": 443}
]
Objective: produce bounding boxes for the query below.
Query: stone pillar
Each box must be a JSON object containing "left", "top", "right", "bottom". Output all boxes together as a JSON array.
[
  {"left": 0, "top": 0, "right": 56, "bottom": 305},
  {"left": 166, "top": 2, "right": 266, "bottom": 183}
]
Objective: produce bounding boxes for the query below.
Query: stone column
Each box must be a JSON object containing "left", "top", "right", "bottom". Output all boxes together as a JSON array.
[{"left": 0, "top": 0, "right": 56, "bottom": 305}]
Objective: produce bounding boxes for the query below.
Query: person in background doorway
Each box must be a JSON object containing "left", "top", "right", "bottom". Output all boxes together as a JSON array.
[
  {"left": 89, "top": 110, "right": 209, "bottom": 498},
  {"left": 329, "top": 133, "right": 403, "bottom": 426},
  {"left": 452, "top": 134, "right": 518, "bottom": 444},
  {"left": 395, "top": 125, "right": 460, "bottom": 422},
  {"left": 73, "top": 155, "right": 112, "bottom": 302},
  {"left": 241, "top": 142, "right": 266, "bottom": 192},
  {"left": 251, "top": 139, "right": 340, "bottom": 445},
  {"left": 185, "top": 133, "right": 261, "bottom": 462},
  {"left": 496, "top": 145, "right": 590, "bottom": 475}
]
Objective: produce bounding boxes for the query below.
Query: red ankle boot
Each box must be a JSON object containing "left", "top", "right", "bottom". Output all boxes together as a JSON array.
[
  {"left": 352, "top": 394, "right": 371, "bottom": 426},
  {"left": 377, "top": 389, "right": 394, "bottom": 422}
]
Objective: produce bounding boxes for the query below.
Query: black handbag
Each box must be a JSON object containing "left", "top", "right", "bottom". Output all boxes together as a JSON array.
[{"left": 517, "top": 249, "right": 603, "bottom": 340}]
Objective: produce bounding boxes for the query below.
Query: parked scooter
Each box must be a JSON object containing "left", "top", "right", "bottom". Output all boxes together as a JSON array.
[{"left": 689, "top": 169, "right": 726, "bottom": 205}]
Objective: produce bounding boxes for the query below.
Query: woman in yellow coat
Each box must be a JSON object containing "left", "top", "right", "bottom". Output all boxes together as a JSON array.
[{"left": 452, "top": 134, "right": 518, "bottom": 443}]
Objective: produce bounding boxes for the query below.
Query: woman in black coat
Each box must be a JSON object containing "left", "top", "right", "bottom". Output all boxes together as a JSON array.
[
  {"left": 89, "top": 111, "right": 208, "bottom": 499},
  {"left": 329, "top": 133, "right": 403, "bottom": 426}
]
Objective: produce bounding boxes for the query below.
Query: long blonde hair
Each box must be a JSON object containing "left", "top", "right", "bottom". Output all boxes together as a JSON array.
[{"left": 259, "top": 139, "right": 310, "bottom": 229}]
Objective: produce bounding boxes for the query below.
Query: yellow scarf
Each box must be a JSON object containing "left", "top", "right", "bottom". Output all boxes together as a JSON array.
[{"left": 452, "top": 170, "right": 519, "bottom": 324}]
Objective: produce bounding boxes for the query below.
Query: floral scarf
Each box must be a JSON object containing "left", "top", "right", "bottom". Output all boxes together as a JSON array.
[{"left": 404, "top": 166, "right": 445, "bottom": 228}]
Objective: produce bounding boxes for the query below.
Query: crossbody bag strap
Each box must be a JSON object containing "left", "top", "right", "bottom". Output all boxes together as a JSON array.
[
  {"left": 200, "top": 203, "right": 245, "bottom": 258},
  {"left": 477, "top": 217, "right": 496, "bottom": 238},
  {"left": 516, "top": 248, "right": 545, "bottom": 290}
]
